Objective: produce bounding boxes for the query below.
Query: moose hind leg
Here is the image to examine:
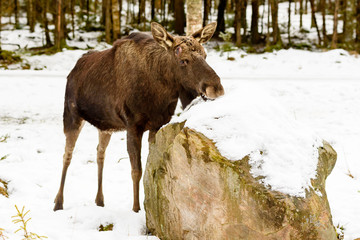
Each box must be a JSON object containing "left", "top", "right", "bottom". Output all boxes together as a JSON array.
[
  {"left": 95, "top": 130, "right": 112, "bottom": 207},
  {"left": 127, "top": 127, "right": 144, "bottom": 212},
  {"left": 54, "top": 120, "right": 84, "bottom": 211}
]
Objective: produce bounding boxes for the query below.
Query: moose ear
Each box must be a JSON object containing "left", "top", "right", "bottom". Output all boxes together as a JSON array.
[
  {"left": 151, "top": 22, "right": 174, "bottom": 50},
  {"left": 191, "top": 22, "right": 217, "bottom": 44}
]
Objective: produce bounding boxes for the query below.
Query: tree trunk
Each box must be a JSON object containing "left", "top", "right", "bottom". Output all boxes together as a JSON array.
[
  {"left": 241, "top": 0, "right": 247, "bottom": 37},
  {"left": 187, "top": 0, "right": 203, "bottom": 35},
  {"left": 300, "top": 0, "right": 303, "bottom": 28},
  {"left": 112, "top": 0, "right": 121, "bottom": 39},
  {"left": 270, "top": 0, "right": 282, "bottom": 45},
  {"left": 14, "top": 0, "right": 19, "bottom": 28},
  {"left": 43, "top": 0, "right": 52, "bottom": 46},
  {"left": 331, "top": 0, "right": 340, "bottom": 48},
  {"left": 309, "top": 0, "right": 322, "bottom": 45},
  {"left": 95, "top": 0, "right": 99, "bottom": 16},
  {"left": 138, "top": 0, "right": 145, "bottom": 29},
  {"left": 216, "top": 0, "right": 227, "bottom": 36},
  {"left": 161, "top": 0, "right": 165, "bottom": 23},
  {"left": 86, "top": 0, "right": 90, "bottom": 29},
  {"left": 235, "top": 0, "right": 242, "bottom": 46},
  {"left": 62, "top": 0, "right": 68, "bottom": 40},
  {"left": 102, "top": 0, "right": 106, "bottom": 25},
  {"left": 356, "top": 0, "right": 360, "bottom": 43},
  {"left": 321, "top": 0, "right": 327, "bottom": 46},
  {"left": 266, "top": 0, "right": 270, "bottom": 46},
  {"left": 151, "top": 0, "right": 155, "bottom": 20},
  {"left": 105, "top": 0, "right": 112, "bottom": 43},
  {"left": 343, "top": 0, "right": 348, "bottom": 42},
  {"left": 288, "top": 0, "right": 292, "bottom": 45},
  {"left": 55, "top": 0, "right": 65, "bottom": 51},
  {"left": 203, "top": 0, "right": 211, "bottom": 26},
  {"left": 343, "top": 0, "right": 356, "bottom": 45},
  {"left": 174, "top": 0, "right": 185, "bottom": 35},
  {"left": 251, "top": 0, "right": 260, "bottom": 44},
  {"left": 119, "top": 0, "right": 122, "bottom": 32},
  {"left": 71, "top": 0, "right": 75, "bottom": 38},
  {"left": 28, "top": 0, "right": 35, "bottom": 32},
  {"left": 0, "top": 0, "right": 2, "bottom": 51}
]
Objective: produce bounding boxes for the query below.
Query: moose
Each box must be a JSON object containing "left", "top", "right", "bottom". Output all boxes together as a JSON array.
[{"left": 53, "top": 22, "right": 224, "bottom": 212}]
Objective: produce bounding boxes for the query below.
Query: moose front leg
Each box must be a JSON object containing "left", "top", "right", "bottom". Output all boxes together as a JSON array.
[{"left": 127, "top": 126, "right": 144, "bottom": 212}]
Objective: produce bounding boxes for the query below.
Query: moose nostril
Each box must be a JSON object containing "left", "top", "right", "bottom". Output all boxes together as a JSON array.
[
  {"left": 205, "top": 84, "right": 225, "bottom": 99},
  {"left": 218, "top": 84, "right": 225, "bottom": 96}
]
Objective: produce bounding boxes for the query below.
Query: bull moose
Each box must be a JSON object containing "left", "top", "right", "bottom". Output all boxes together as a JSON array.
[{"left": 53, "top": 22, "right": 224, "bottom": 212}]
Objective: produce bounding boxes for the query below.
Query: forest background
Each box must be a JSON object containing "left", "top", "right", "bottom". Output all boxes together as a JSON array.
[{"left": 0, "top": 0, "right": 360, "bottom": 62}]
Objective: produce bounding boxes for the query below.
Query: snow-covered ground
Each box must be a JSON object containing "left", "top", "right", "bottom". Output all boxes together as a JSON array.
[
  {"left": 1, "top": 2, "right": 360, "bottom": 238},
  {"left": 0, "top": 48, "right": 360, "bottom": 240}
]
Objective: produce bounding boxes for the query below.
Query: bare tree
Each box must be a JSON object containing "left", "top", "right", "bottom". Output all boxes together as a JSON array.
[
  {"left": 151, "top": 0, "right": 155, "bottom": 20},
  {"left": 138, "top": 0, "right": 145, "bottom": 29},
  {"left": 241, "top": 0, "right": 247, "bottom": 37},
  {"left": 42, "top": 0, "right": 52, "bottom": 47},
  {"left": 288, "top": 0, "right": 292, "bottom": 45},
  {"left": 251, "top": 0, "right": 260, "bottom": 44},
  {"left": 55, "top": 0, "right": 66, "bottom": 51},
  {"left": 174, "top": 0, "right": 185, "bottom": 35},
  {"left": 203, "top": 0, "right": 211, "bottom": 26},
  {"left": 321, "top": 0, "right": 327, "bottom": 46},
  {"left": 112, "top": 0, "right": 121, "bottom": 39},
  {"left": 70, "top": 0, "right": 75, "bottom": 38},
  {"left": 299, "top": 0, "right": 303, "bottom": 28},
  {"left": 270, "top": 0, "right": 282, "bottom": 45},
  {"left": 234, "top": 0, "right": 242, "bottom": 46},
  {"left": 356, "top": 0, "right": 360, "bottom": 44},
  {"left": 0, "top": 0, "right": 2, "bottom": 51},
  {"left": 105, "top": 0, "right": 112, "bottom": 43},
  {"left": 309, "top": 0, "right": 322, "bottom": 45},
  {"left": 14, "top": 0, "right": 19, "bottom": 28},
  {"left": 343, "top": 0, "right": 356, "bottom": 45},
  {"left": 187, "top": 0, "right": 203, "bottom": 35},
  {"left": 331, "top": 0, "right": 340, "bottom": 48},
  {"left": 266, "top": 0, "right": 271, "bottom": 46},
  {"left": 216, "top": 0, "right": 227, "bottom": 36},
  {"left": 28, "top": 0, "right": 35, "bottom": 32}
]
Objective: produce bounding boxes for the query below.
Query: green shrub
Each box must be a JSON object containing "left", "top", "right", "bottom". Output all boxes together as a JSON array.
[
  {"left": 0, "top": 50, "right": 22, "bottom": 66},
  {"left": 98, "top": 223, "right": 114, "bottom": 231}
]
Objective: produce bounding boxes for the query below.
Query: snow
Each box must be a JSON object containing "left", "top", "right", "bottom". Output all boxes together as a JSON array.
[
  {"left": 0, "top": 75, "right": 156, "bottom": 240},
  {"left": 1, "top": 48, "right": 360, "bottom": 240},
  {"left": 174, "top": 81, "right": 323, "bottom": 197},
  {"left": 1, "top": 3, "right": 360, "bottom": 239}
]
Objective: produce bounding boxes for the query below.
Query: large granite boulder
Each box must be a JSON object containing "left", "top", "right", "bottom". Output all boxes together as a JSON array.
[{"left": 143, "top": 122, "right": 337, "bottom": 240}]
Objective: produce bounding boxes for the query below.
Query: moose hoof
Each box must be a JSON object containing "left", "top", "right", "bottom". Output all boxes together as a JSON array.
[
  {"left": 53, "top": 195, "right": 64, "bottom": 211},
  {"left": 95, "top": 195, "right": 104, "bottom": 207},
  {"left": 96, "top": 200, "right": 105, "bottom": 207},
  {"left": 53, "top": 202, "right": 63, "bottom": 211},
  {"left": 132, "top": 206, "right": 141, "bottom": 213}
]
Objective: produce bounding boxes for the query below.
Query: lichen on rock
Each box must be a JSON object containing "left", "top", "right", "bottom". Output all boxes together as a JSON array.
[{"left": 144, "top": 122, "right": 337, "bottom": 240}]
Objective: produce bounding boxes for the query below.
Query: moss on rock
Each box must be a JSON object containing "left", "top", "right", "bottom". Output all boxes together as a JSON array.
[{"left": 144, "top": 122, "right": 337, "bottom": 240}]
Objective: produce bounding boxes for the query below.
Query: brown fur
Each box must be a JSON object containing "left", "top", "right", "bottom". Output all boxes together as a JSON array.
[{"left": 54, "top": 22, "right": 224, "bottom": 212}]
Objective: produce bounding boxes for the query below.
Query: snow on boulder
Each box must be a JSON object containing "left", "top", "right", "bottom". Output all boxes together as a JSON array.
[{"left": 143, "top": 83, "right": 337, "bottom": 239}]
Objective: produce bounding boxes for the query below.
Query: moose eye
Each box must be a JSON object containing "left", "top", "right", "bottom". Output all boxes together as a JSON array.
[{"left": 180, "top": 60, "right": 188, "bottom": 66}]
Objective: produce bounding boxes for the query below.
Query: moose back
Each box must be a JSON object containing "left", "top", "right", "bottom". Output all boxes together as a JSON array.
[{"left": 54, "top": 22, "right": 224, "bottom": 212}]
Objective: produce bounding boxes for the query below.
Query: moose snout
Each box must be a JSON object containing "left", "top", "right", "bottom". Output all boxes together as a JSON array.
[{"left": 204, "top": 83, "right": 225, "bottom": 99}]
